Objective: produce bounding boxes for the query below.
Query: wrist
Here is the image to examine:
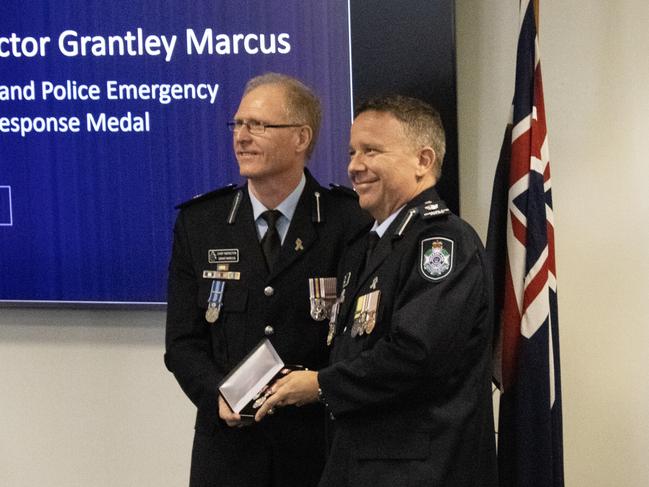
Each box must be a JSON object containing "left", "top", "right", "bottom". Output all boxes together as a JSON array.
[{"left": 315, "top": 373, "right": 327, "bottom": 405}]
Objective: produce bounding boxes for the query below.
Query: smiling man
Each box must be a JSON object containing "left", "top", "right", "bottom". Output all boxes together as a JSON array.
[
  {"left": 256, "top": 95, "right": 498, "bottom": 487},
  {"left": 164, "top": 73, "right": 369, "bottom": 487}
]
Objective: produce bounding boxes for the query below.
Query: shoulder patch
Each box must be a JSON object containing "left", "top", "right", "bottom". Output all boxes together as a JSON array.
[
  {"left": 174, "top": 184, "right": 238, "bottom": 210},
  {"left": 419, "top": 237, "right": 454, "bottom": 282},
  {"left": 328, "top": 183, "right": 359, "bottom": 200},
  {"left": 419, "top": 200, "right": 451, "bottom": 219}
]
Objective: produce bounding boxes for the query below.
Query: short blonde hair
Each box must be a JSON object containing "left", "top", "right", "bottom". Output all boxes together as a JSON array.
[{"left": 244, "top": 73, "right": 322, "bottom": 159}]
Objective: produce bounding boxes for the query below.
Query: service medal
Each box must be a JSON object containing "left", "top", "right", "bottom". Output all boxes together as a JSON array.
[
  {"left": 311, "top": 300, "right": 327, "bottom": 321},
  {"left": 327, "top": 289, "right": 346, "bottom": 346},
  {"left": 327, "top": 323, "right": 335, "bottom": 346},
  {"left": 205, "top": 280, "right": 225, "bottom": 324},
  {"left": 362, "top": 291, "right": 380, "bottom": 335},
  {"left": 351, "top": 294, "right": 365, "bottom": 337},
  {"left": 309, "top": 277, "right": 337, "bottom": 321},
  {"left": 252, "top": 386, "right": 272, "bottom": 409},
  {"left": 351, "top": 290, "right": 381, "bottom": 337},
  {"left": 327, "top": 300, "right": 340, "bottom": 346},
  {"left": 364, "top": 310, "right": 377, "bottom": 335},
  {"left": 205, "top": 304, "right": 220, "bottom": 323}
]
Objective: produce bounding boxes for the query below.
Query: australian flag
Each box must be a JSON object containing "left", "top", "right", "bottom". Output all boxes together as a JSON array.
[{"left": 486, "top": 1, "right": 564, "bottom": 486}]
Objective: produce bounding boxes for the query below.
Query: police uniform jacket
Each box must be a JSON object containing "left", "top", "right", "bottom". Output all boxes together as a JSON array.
[
  {"left": 165, "top": 170, "right": 369, "bottom": 486},
  {"left": 317, "top": 187, "right": 498, "bottom": 487}
]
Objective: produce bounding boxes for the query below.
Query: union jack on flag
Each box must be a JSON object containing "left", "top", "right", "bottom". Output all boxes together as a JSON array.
[{"left": 486, "top": 1, "right": 564, "bottom": 486}]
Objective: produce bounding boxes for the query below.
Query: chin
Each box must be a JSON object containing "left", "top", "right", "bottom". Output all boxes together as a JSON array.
[
  {"left": 240, "top": 169, "right": 271, "bottom": 182},
  {"left": 357, "top": 191, "right": 373, "bottom": 206},
  {"left": 237, "top": 162, "right": 259, "bottom": 178}
]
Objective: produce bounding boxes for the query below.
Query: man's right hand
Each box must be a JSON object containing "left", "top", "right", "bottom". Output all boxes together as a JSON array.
[{"left": 218, "top": 395, "right": 243, "bottom": 427}]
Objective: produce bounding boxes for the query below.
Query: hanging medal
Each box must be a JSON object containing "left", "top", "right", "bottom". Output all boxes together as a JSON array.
[
  {"left": 327, "top": 289, "right": 346, "bottom": 346},
  {"left": 205, "top": 280, "right": 225, "bottom": 323},
  {"left": 308, "top": 277, "right": 337, "bottom": 321},
  {"left": 362, "top": 290, "right": 380, "bottom": 335},
  {"left": 351, "top": 290, "right": 381, "bottom": 337}
]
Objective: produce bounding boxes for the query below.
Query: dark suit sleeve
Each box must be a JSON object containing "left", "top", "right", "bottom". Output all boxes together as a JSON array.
[
  {"left": 164, "top": 211, "right": 222, "bottom": 416},
  {"left": 318, "top": 229, "right": 492, "bottom": 417}
]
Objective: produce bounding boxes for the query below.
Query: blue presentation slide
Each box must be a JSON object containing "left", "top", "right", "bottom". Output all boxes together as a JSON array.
[{"left": 0, "top": 0, "right": 353, "bottom": 304}]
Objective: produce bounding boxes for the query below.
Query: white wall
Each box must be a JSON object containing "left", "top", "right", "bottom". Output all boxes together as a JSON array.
[
  {"left": 2, "top": 1, "right": 649, "bottom": 486},
  {"left": 0, "top": 309, "right": 194, "bottom": 486},
  {"left": 457, "top": 1, "right": 649, "bottom": 486}
]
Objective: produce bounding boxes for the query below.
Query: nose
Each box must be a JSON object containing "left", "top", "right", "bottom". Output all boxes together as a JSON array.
[
  {"left": 347, "top": 152, "right": 365, "bottom": 178},
  {"left": 234, "top": 123, "right": 252, "bottom": 143}
]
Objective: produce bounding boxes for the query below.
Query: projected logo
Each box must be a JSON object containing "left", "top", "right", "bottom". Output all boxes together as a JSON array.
[{"left": 0, "top": 186, "right": 13, "bottom": 226}]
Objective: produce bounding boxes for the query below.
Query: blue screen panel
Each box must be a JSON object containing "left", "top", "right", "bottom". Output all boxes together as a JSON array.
[{"left": 0, "top": 0, "right": 352, "bottom": 304}]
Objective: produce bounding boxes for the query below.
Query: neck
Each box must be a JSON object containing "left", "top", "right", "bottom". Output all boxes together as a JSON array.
[
  {"left": 411, "top": 179, "right": 435, "bottom": 202},
  {"left": 374, "top": 179, "right": 436, "bottom": 224},
  {"left": 248, "top": 168, "right": 304, "bottom": 209}
]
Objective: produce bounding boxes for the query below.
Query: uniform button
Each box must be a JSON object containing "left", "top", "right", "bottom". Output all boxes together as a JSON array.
[
  {"left": 264, "top": 286, "right": 274, "bottom": 297},
  {"left": 264, "top": 325, "right": 274, "bottom": 336}
]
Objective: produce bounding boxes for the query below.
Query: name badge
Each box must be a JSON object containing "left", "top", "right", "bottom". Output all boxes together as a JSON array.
[{"left": 208, "top": 249, "right": 239, "bottom": 264}]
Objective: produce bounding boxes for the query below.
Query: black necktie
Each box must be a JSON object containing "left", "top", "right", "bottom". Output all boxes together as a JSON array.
[
  {"left": 364, "top": 231, "right": 380, "bottom": 272},
  {"left": 261, "top": 210, "right": 282, "bottom": 271}
]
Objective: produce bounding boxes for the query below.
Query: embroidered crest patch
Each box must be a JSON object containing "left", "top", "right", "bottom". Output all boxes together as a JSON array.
[{"left": 419, "top": 237, "right": 454, "bottom": 281}]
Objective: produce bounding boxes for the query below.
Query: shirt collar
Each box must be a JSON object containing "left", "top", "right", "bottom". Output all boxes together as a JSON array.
[
  {"left": 249, "top": 173, "right": 306, "bottom": 221},
  {"left": 371, "top": 205, "right": 406, "bottom": 238}
]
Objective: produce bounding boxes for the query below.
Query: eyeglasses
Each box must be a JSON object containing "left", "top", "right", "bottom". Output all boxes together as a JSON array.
[{"left": 227, "top": 120, "right": 303, "bottom": 135}]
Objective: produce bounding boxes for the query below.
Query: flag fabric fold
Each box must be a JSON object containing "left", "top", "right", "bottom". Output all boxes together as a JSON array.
[{"left": 486, "top": 1, "right": 564, "bottom": 486}]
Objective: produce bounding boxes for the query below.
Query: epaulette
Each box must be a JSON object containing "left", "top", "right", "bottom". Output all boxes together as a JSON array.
[
  {"left": 174, "top": 184, "right": 238, "bottom": 210},
  {"left": 393, "top": 208, "right": 419, "bottom": 238},
  {"left": 391, "top": 199, "right": 451, "bottom": 239},
  {"left": 418, "top": 199, "right": 451, "bottom": 220},
  {"left": 312, "top": 190, "right": 324, "bottom": 223},
  {"left": 328, "top": 183, "right": 359, "bottom": 200}
]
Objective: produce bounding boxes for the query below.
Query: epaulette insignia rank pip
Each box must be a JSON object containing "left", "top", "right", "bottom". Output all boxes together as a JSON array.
[
  {"left": 174, "top": 184, "right": 238, "bottom": 210},
  {"left": 419, "top": 200, "right": 451, "bottom": 219}
]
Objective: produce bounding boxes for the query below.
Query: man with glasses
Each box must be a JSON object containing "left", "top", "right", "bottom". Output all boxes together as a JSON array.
[{"left": 165, "top": 73, "right": 369, "bottom": 487}]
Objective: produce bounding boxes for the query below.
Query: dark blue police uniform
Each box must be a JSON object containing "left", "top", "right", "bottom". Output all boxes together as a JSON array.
[
  {"left": 165, "top": 170, "right": 369, "bottom": 487},
  {"left": 318, "top": 187, "right": 498, "bottom": 487}
]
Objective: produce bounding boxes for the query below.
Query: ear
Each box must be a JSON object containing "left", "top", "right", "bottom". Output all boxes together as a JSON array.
[
  {"left": 294, "top": 125, "right": 313, "bottom": 155},
  {"left": 415, "top": 146, "right": 436, "bottom": 178}
]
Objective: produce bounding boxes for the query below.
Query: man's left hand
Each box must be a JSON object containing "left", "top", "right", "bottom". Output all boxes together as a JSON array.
[{"left": 255, "top": 370, "right": 320, "bottom": 421}]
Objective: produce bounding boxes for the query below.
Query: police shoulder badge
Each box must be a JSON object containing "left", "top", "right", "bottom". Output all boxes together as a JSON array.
[{"left": 419, "top": 237, "right": 454, "bottom": 282}]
